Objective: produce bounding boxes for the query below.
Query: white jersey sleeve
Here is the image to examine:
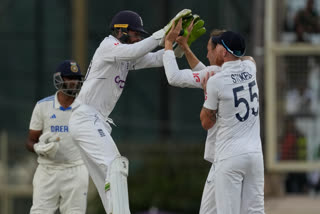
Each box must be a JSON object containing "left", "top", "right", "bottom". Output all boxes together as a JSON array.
[
  {"left": 131, "top": 49, "right": 164, "bottom": 70},
  {"left": 192, "top": 61, "right": 206, "bottom": 71},
  {"left": 98, "top": 36, "right": 159, "bottom": 62},
  {"left": 29, "top": 102, "right": 43, "bottom": 131},
  {"left": 203, "top": 76, "right": 220, "bottom": 110},
  {"left": 163, "top": 50, "right": 221, "bottom": 88}
]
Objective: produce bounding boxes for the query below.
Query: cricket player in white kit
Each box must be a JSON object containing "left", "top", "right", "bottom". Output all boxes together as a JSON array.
[
  {"left": 200, "top": 31, "right": 265, "bottom": 214},
  {"left": 163, "top": 19, "right": 225, "bottom": 214},
  {"left": 26, "top": 60, "right": 89, "bottom": 214},
  {"left": 68, "top": 10, "right": 194, "bottom": 214}
]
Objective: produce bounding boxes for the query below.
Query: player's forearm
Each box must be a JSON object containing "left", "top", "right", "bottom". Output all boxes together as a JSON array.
[
  {"left": 200, "top": 107, "right": 216, "bottom": 130},
  {"left": 133, "top": 49, "right": 164, "bottom": 69},
  {"left": 163, "top": 50, "right": 202, "bottom": 88},
  {"left": 183, "top": 46, "right": 200, "bottom": 69},
  {"left": 26, "top": 140, "right": 36, "bottom": 153},
  {"left": 165, "top": 40, "right": 174, "bottom": 51},
  {"left": 163, "top": 50, "right": 181, "bottom": 86},
  {"left": 108, "top": 36, "right": 159, "bottom": 62}
]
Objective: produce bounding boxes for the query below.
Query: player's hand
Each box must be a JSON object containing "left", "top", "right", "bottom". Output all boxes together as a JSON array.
[
  {"left": 163, "top": 9, "right": 192, "bottom": 35},
  {"left": 174, "top": 15, "right": 206, "bottom": 58},
  {"left": 34, "top": 133, "right": 60, "bottom": 158},
  {"left": 165, "top": 19, "right": 183, "bottom": 45},
  {"left": 176, "top": 19, "right": 194, "bottom": 50},
  {"left": 152, "top": 9, "right": 192, "bottom": 46}
]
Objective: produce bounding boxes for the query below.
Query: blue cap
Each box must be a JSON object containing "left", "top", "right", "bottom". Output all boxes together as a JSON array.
[
  {"left": 56, "top": 60, "right": 82, "bottom": 77},
  {"left": 211, "top": 31, "right": 246, "bottom": 57}
]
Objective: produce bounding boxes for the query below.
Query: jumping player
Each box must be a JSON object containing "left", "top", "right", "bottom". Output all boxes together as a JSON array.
[
  {"left": 68, "top": 9, "right": 193, "bottom": 214},
  {"left": 26, "top": 60, "right": 89, "bottom": 214}
]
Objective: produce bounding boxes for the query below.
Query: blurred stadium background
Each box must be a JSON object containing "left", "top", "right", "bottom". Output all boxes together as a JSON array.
[{"left": 1, "top": 0, "right": 320, "bottom": 213}]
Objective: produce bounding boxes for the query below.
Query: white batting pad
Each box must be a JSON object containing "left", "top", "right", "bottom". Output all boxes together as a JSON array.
[{"left": 105, "top": 156, "right": 130, "bottom": 214}]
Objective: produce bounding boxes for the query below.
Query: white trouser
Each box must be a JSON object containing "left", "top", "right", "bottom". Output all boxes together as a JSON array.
[
  {"left": 199, "top": 164, "right": 217, "bottom": 214},
  {"left": 30, "top": 164, "right": 89, "bottom": 214},
  {"left": 215, "top": 153, "right": 265, "bottom": 214},
  {"left": 69, "top": 104, "right": 120, "bottom": 212}
]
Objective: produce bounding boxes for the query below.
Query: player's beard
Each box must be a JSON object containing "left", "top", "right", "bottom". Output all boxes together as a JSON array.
[{"left": 214, "top": 54, "right": 224, "bottom": 67}]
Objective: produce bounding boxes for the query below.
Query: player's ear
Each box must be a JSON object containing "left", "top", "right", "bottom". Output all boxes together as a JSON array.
[{"left": 222, "top": 48, "right": 228, "bottom": 58}]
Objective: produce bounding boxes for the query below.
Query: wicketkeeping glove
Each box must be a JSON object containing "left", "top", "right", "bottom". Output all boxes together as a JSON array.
[
  {"left": 174, "top": 15, "right": 206, "bottom": 58},
  {"left": 152, "top": 9, "right": 192, "bottom": 46},
  {"left": 34, "top": 132, "right": 60, "bottom": 159}
]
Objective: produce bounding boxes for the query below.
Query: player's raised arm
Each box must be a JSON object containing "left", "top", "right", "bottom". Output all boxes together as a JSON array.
[
  {"left": 163, "top": 21, "right": 204, "bottom": 88},
  {"left": 100, "top": 10, "right": 193, "bottom": 62},
  {"left": 175, "top": 19, "right": 201, "bottom": 69}
]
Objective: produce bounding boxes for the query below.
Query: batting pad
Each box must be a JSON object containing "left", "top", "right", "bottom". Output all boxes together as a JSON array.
[{"left": 105, "top": 156, "right": 130, "bottom": 214}]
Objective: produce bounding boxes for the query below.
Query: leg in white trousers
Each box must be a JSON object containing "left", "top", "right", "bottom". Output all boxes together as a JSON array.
[
  {"left": 69, "top": 105, "right": 120, "bottom": 212},
  {"left": 214, "top": 153, "right": 265, "bottom": 214},
  {"left": 199, "top": 164, "right": 217, "bottom": 214},
  {"left": 30, "top": 164, "right": 89, "bottom": 214}
]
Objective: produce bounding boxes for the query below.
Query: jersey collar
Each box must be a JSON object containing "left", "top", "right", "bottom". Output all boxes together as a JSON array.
[
  {"left": 221, "top": 59, "right": 241, "bottom": 71},
  {"left": 53, "top": 92, "right": 78, "bottom": 111},
  {"left": 109, "top": 35, "right": 121, "bottom": 43}
]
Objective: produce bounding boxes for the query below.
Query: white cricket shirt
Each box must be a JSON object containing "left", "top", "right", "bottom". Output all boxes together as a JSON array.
[
  {"left": 76, "top": 35, "right": 164, "bottom": 120},
  {"left": 204, "top": 59, "right": 262, "bottom": 161},
  {"left": 30, "top": 92, "right": 83, "bottom": 165},
  {"left": 163, "top": 50, "right": 221, "bottom": 163}
]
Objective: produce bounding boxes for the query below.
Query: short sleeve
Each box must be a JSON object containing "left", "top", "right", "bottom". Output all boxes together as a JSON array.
[
  {"left": 203, "top": 77, "right": 219, "bottom": 110},
  {"left": 242, "top": 60, "right": 256, "bottom": 73},
  {"left": 29, "top": 103, "right": 43, "bottom": 130}
]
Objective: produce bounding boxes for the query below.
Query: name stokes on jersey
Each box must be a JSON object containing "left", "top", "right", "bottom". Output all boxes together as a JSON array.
[{"left": 231, "top": 72, "right": 252, "bottom": 83}]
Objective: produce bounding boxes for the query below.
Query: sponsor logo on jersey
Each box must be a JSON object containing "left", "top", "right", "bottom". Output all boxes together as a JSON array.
[
  {"left": 114, "top": 42, "right": 119, "bottom": 46},
  {"left": 98, "top": 129, "right": 105, "bottom": 137},
  {"left": 193, "top": 73, "right": 200, "bottom": 82},
  {"left": 51, "top": 125, "right": 68, "bottom": 132},
  {"left": 115, "top": 75, "right": 125, "bottom": 88},
  {"left": 231, "top": 72, "right": 252, "bottom": 83},
  {"left": 50, "top": 114, "right": 56, "bottom": 119}
]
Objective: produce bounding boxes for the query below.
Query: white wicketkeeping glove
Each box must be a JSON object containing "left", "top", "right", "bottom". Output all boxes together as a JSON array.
[
  {"left": 34, "top": 132, "right": 60, "bottom": 159},
  {"left": 152, "top": 9, "right": 192, "bottom": 46}
]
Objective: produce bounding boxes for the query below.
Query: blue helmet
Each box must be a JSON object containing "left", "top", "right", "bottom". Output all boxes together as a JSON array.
[
  {"left": 109, "top": 10, "right": 148, "bottom": 35},
  {"left": 53, "top": 60, "right": 83, "bottom": 97}
]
